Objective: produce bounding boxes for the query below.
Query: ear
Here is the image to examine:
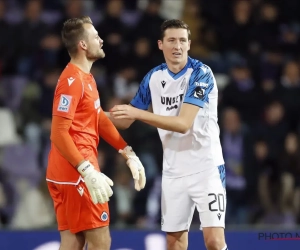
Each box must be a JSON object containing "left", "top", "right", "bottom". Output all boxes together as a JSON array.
[
  {"left": 158, "top": 40, "right": 163, "bottom": 51},
  {"left": 187, "top": 40, "right": 191, "bottom": 51},
  {"left": 79, "top": 40, "right": 87, "bottom": 51}
]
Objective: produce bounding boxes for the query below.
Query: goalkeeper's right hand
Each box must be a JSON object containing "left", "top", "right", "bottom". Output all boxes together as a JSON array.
[{"left": 77, "top": 160, "right": 113, "bottom": 204}]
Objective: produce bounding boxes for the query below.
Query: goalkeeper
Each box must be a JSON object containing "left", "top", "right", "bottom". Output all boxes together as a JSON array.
[{"left": 46, "top": 16, "right": 145, "bottom": 250}]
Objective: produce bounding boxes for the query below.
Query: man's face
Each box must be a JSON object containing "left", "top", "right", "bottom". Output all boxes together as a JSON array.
[
  {"left": 83, "top": 23, "right": 105, "bottom": 60},
  {"left": 158, "top": 28, "right": 190, "bottom": 65}
]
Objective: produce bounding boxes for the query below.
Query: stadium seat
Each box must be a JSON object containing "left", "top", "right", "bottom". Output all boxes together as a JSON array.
[
  {"left": 1, "top": 143, "right": 40, "bottom": 182},
  {"left": 0, "top": 108, "right": 22, "bottom": 146}
]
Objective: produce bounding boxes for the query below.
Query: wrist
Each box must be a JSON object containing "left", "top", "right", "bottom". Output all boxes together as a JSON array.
[
  {"left": 134, "top": 109, "right": 143, "bottom": 120},
  {"left": 77, "top": 160, "right": 94, "bottom": 177},
  {"left": 75, "top": 159, "right": 86, "bottom": 169}
]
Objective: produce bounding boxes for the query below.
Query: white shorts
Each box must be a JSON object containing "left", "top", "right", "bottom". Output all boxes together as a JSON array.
[{"left": 161, "top": 165, "right": 226, "bottom": 232}]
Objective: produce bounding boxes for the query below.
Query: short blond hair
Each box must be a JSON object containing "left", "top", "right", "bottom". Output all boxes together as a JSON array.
[{"left": 61, "top": 16, "right": 93, "bottom": 56}]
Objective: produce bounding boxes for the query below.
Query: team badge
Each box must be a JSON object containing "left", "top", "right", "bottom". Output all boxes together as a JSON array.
[
  {"left": 180, "top": 78, "right": 186, "bottom": 90},
  {"left": 100, "top": 211, "right": 108, "bottom": 221}
]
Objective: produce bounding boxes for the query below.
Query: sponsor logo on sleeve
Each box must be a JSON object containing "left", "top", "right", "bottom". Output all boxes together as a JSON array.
[
  {"left": 57, "top": 94, "right": 72, "bottom": 112},
  {"left": 195, "top": 82, "right": 208, "bottom": 88},
  {"left": 193, "top": 86, "right": 205, "bottom": 99}
]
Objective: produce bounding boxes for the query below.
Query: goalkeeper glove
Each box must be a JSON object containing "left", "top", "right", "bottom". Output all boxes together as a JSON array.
[
  {"left": 77, "top": 161, "right": 113, "bottom": 204},
  {"left": 119, "top": 146, "right": 146, "bottom": 191}
]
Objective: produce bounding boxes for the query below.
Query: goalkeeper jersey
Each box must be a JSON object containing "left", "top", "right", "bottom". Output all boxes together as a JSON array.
[
  {"left": 46, "top": 63, "right": 101, "bottom": 184},
  {"left": 130, "top": 57, "right": 224, "bottom": 178}
]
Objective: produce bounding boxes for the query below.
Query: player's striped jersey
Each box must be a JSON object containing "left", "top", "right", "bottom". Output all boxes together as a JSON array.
[{"left": 130, "top": 57, "right": 224, "bottom": 178}]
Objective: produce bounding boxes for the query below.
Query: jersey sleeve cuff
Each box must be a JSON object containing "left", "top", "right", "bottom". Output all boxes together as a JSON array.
[{"left": 183, "top": 97, "right": 204, "bottom": 108}]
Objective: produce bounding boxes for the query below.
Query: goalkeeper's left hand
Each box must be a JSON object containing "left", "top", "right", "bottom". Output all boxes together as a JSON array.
[{"left": 119, "top": 146, "right": 146, "bottom": 191}]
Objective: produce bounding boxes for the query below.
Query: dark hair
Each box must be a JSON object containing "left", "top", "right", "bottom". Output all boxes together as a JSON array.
[
  {"left": 61, "top": 16, "right": 93, "bottom": 56},
  {"left": 160, "top": 19, "right": 191, "bottom": 40}
]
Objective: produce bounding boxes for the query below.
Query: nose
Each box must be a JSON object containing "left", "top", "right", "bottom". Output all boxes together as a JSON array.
[{"left": 174, "top": 40, "right": 181, "bottom": 50}]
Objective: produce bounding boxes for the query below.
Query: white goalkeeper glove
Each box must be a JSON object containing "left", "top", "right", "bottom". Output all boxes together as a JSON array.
[
  {"left": 119, "top": 146, "right": 146, "bottom": 191},
  {"left": 77, "top": 161, "right": 113, "bottom": 204}
]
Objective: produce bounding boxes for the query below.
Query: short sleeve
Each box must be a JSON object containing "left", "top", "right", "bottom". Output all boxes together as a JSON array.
[
  {"left": 52, "top": 76, "right": 83, "bottom": 120},
  {"left": 183, "top": 65, "right": 215, "bottom": 108},
  {"left": 130, "top": 70, "right": 152, "bottom": 110}
]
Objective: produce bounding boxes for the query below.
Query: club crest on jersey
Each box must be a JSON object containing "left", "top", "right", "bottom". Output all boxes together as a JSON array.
[
  {"left": 100, "top": 211, "right": 108, "bottom": 221},
  {"left": 180, "top": 78, "right": 187, "bottom": 90},
  {"left": 57, "top": 94, "right": 72, "bottom": 112},
  {"left": 194, "top": 86, "right": 205, "bottom": 99}
]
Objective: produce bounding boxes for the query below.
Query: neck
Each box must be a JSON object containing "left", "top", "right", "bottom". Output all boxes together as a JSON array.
[
  {"left": 166, "top": 58, "right": 188, "bottom": 74},
  {"left": 70, "top": 56, "right": 93, "bottom": 74}
]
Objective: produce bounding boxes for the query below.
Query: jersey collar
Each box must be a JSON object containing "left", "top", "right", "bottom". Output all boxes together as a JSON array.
[{"left": 166, "top": 57, "right": 191, "bottom": 80}]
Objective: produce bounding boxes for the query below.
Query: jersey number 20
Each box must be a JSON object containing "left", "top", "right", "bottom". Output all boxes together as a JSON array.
[{"left": 208, "top": 193, "right": 225, "bottom": 212}]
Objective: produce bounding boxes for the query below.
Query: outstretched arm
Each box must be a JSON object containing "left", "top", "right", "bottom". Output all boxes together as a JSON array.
[
  {"left": 111, "top": 64, "right": 216, "bottom": 134},
  {"left": 105, "top": 110, "right": 134, "bottom": 130},
  {"left": 110, "top": 103, "right": 200, "bottom": 134}
]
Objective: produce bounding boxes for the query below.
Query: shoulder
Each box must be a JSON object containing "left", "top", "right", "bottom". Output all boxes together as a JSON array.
[
  {"left": 189, "top": 58, "right": 213, "bottom": 75},
  {"left": 141, "top": 63, "right": 167, "bottom": 85},
  {"left": 189, "top": 57, "right": 204, "bottom": 69},
  {"left": 146, "top": 63, "right": 168, "bottom": 77},
  {"left": 58, "top": 66, "right": 82, "bottom": 87},
  {"left": 189, "top": 59, "right": 214, "bottom": 84}
]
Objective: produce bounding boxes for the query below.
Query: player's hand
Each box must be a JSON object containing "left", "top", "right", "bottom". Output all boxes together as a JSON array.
[
  {"left": 110, "top": 105, "right": 140, "bottom": 120},
  {"left": 119, "top": 146, "right": 146, "bottom": 191},
  {"left": 77, "top": 161, "right": 114, "bottom": 204}
]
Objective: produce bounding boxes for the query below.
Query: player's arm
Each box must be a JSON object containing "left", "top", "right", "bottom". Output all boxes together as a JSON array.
[
  {"left": 111, "top": 103, "right": 199, "bottom": 134},
  {"left": 51, "top": 76, "right": 86, "bottom": 167},
  {"left": 106, "top": 69, "right": 153, "bottom": 129},
  {"left": 105, "top": 109, "right": 134, "bottom": 130},
  {"left": 50, "top": 116, "right": 84, "bottom": 167},
  {"left": 111, "top": 65, "right": 215, "bottom": 134},
  {"left": 98, "top": 107, "right": 146, "bottom": 191}
]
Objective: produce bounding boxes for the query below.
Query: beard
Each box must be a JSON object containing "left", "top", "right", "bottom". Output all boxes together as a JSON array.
[{"left": 86, "top": 48, "right": 105, "bottom": 61}]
